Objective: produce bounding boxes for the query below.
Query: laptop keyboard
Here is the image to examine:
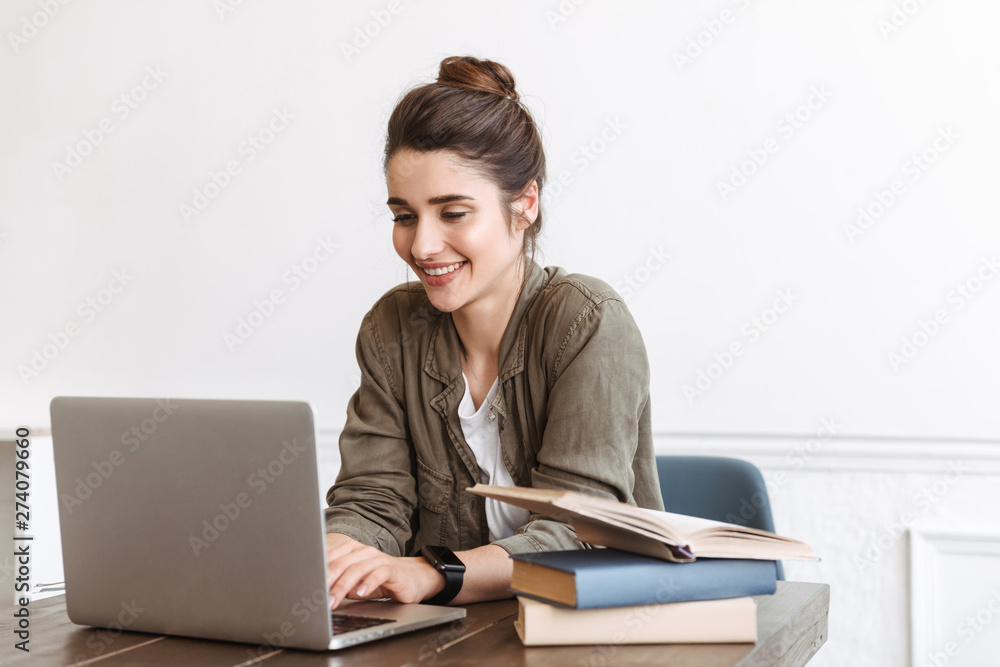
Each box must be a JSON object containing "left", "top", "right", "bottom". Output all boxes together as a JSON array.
[{"left": 331, "top": 613, "right": 394, "bottom": 635}]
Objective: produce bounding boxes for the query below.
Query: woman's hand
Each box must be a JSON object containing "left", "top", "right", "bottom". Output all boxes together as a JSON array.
[
  {"left": 325, "top": 533, "right": 443, "bottom": 609},
  {"left": 325, "top": 534, "right": 515, "bottom": 608}
]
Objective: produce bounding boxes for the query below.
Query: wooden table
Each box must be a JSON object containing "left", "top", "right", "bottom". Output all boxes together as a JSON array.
[{"left": 3, "top": 582, "right": 828, "bottom": 666}]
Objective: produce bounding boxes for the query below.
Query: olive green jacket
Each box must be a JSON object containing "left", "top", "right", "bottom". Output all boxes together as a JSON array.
[{"left": 324, "top": 263, "right": 663, "bottom": 556}]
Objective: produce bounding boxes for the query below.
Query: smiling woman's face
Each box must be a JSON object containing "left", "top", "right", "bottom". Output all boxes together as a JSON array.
[{"left": 387, "top": 149, "right": 533, "bottom": 316}]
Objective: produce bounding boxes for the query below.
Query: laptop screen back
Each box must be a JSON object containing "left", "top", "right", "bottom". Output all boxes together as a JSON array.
[{"left": 50, "top": 397, "right": 333, "bottom": 651}]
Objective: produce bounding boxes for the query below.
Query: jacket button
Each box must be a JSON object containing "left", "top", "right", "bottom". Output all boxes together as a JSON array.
[{"left": 487, "top": 410, "right": 496, "bottom": 421}]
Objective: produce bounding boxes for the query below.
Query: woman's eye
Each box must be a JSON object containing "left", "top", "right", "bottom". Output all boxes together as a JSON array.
[
  {"left": 392, "top": 213, "right": 416, "bottom": 225},
  {"left": 442, "top": 211, "right": 468, "bottom": 220}
]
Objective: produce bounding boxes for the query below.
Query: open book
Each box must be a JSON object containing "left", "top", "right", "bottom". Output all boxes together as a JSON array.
[{"left": 467, "top": 484, "right": 818, "bottom": 563}]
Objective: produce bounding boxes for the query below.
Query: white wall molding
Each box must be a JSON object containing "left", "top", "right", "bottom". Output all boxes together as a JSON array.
[
  {"left": 909, "top": 526, "right": 1000, "bottom": 667},
  {"left": 14, "top": 425, "right": 1000, "bottom": 475},
  {"left": 313, "top": 428, "right": 1000, "bottom": 475},
  {"left": 652, "top": 432, "right": 1000, "bottom": 475}
]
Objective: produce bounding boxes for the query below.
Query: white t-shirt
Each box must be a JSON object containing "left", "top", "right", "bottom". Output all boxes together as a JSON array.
[{"left": 458, "top": 374, "right": 531, "bottom": 543}]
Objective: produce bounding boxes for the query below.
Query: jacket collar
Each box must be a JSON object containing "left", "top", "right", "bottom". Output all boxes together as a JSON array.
[{"left": 424, "top": 260, "right": 548, "bottom": 389}]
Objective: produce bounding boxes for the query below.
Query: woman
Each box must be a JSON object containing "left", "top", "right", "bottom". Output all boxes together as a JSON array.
[{"left": 324, "top": 56, "right": 663, "bottom": 608}]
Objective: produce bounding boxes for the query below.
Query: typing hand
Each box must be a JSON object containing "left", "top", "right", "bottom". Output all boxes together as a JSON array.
[{"left": 325, "top": 533, "right": 444, "bottom": 609}]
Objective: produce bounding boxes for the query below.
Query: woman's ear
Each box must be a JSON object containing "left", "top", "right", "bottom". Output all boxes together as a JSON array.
[{"left": 514, "top": 181, "right": 539, "bottom": 230}]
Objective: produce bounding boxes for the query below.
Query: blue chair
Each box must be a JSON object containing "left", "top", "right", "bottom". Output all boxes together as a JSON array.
[{"left": 656, "top": 455, "right": 784, "bottom": 580}]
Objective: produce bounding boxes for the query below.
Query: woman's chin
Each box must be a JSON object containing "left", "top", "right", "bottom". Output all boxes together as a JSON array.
[
  {"left": 425, "top": 293, "right": 462, "bottom": 313},
  {"left": 419, "top": 272, "right": 468, "bottom": 313}
]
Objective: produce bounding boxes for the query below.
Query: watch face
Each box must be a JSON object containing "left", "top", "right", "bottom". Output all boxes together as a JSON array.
[{"left": 423, "top": 546, "right": 465, "bottom": 571}]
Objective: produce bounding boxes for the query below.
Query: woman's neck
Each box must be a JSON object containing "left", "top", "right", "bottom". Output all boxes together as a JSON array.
[{"left": 452, "top": 260, "right": 525, "bottom": 371}]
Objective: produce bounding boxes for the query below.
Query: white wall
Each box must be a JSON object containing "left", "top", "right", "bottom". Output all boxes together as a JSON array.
[{"left": 2, "top": 2, "right": 999, "bottom": 665}]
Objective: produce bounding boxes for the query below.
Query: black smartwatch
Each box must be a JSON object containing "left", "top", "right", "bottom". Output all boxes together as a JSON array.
[{"left": 420, "top": 545, "right": 465, "bottom": 605}]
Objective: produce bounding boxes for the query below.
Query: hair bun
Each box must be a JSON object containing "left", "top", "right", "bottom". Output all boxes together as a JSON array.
[{"left": 436, "top": 56, "right": 519, "bottom": 101}]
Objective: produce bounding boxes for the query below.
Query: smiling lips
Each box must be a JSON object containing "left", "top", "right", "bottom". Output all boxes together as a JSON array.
[
  {"left": 417, "top": 260, "right": 466, "bottom": 287},
  {"left": 420, "top": 261, "right": 466, "bottom": 276}
]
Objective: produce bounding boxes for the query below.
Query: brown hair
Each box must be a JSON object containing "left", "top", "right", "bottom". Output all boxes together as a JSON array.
[{"left": 384, "top": 56, "right": 546, "bottom": 262}]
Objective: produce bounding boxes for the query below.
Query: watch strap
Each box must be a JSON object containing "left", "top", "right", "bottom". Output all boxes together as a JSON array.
[{"left": 421, "top": 546, "right": 464, "bottom": 605}]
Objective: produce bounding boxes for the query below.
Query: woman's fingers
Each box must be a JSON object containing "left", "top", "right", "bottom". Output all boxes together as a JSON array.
[
  {"left": 329, "top": 566, "right": 369, "bottom": 608},
  {"left": 323, "top": 535, "right": 438, "bottom": 607},
  {"left": 354, "top": 563, "right": 394, "bottom": 599},
  {"left": 325, "top": 535, "right": 374, "bottom": 588},
  {"left": 328, "top": 544, "right": 394, "bottom": 607},
  {"left": 360, "top": 558, "right": 428, "bottom": 604},
  {"left": 325, "top": 533, "right": 363, "bottom": 561},
  {"left": 329, "top": 554, "right": 429, "bottom": 608}
]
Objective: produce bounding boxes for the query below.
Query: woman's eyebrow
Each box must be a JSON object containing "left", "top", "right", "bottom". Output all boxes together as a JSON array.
[{"left": 386, "top": 194, "right": 476, "bottom": 206}]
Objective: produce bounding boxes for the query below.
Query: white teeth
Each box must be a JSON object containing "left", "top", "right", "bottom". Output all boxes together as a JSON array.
[{"left": 423, "top": 262, "right": 464, "bottom": 276}]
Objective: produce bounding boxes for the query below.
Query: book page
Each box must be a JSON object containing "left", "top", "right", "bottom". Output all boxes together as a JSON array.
[
  {"left": 467, "top": 484, "right": 818, "bottom": 561},
  {"left": 572, "top": 520, "right": 691, "bottom": 562},
  {"left": 468, "top": 485, "right": 685, "bottom": 543}
]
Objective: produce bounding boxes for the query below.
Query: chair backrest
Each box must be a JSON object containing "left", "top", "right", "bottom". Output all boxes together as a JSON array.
[{"left": 656, "top": 455, "right": 784, "bottom": 580}]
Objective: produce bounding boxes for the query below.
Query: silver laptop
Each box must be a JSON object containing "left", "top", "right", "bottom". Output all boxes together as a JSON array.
[{"left": 50, "top": 397, "right": 465, "bottom": 651}]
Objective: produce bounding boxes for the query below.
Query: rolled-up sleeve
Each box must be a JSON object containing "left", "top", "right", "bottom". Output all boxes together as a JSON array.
[{"left": 324, "top": 309, "right": 417, "bottom": 557}]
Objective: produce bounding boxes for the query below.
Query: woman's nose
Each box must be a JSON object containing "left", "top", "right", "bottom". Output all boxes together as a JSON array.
[{"left": 410, "top": 219, "right": 445, "bottom": 260}]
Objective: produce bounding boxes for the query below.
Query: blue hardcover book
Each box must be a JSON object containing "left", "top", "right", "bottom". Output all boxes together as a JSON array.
[{"left": 510, "top": 548, "right": 777, "bottom": 609}]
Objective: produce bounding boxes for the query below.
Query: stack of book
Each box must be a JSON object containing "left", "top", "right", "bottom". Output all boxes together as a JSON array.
[{"left": 467, "top": 484, "right": 819, "bottom": 647}]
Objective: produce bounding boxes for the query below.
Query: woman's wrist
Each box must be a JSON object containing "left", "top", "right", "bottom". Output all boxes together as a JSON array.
[{"left": 410, "top": 555, "right": 446, "bottom": 601}]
